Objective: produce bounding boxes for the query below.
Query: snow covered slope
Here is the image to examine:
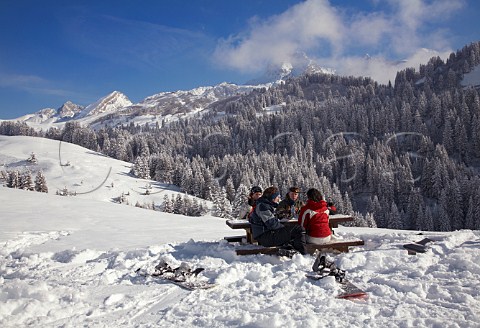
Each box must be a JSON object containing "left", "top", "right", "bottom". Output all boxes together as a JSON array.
[
  {"left": 462, "top": 64, "right": 480, "bottom": 88},
  {"left": 0, "top": 135, "right": 184, "bottom": 207},
  {"left": 1, "top": 136, "right": 480, "bottom": 327},
  {"left": 1, "top": 185, "right": 480, "bottom": 327},
  {"left": 1, "top": 135, "right": 480, "bottom": 327}
]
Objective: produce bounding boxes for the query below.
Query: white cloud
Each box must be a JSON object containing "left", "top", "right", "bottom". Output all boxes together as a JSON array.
[
  {"left": 0, "top": 73, "right": 47, "bottom": 88},
  {"left": 214, "top": 0, "right": 466, "bottom": 82},
  {"left": 214, "top": 0, "right": 344, "bottom": 73},
  {"left": 326, "top": 48, "right": 452, "bottom": 85},
  {"left": 0, "top": 72, "right": 85, "bottom": 98},
  {"left": 385, "top": 0, "right": 465, "bottom": 54}
]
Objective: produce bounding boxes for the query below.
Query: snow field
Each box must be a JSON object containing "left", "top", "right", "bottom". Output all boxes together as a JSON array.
[
  {"left": 1, "top": 216, "right": 480, "bottom": 327},
  {"left": 1, "top": 135, "right": 480, "bottom": 327}
]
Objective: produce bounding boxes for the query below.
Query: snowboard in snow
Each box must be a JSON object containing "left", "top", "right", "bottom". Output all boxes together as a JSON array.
[
  {"left": 403, "top": 237, "right": 434, "bottom": 254},
  {"left": 307, "top": 254, "right": 367, "bottom": 300},
  {"left": 305, "top": 273, "right": 367, "bottom": 299},
  {"left": 155, "top": 275, "right": 217, "bottom": 291},
  {"left": 137, "top": 262, "right": 216, "bottom": 291}
]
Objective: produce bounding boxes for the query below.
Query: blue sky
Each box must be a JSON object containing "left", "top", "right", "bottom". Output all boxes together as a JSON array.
[{"left": 1, "top": 0, "right": 479, "bottom": 119}]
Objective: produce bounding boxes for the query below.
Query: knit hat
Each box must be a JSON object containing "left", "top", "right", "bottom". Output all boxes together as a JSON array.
[
  {"left": 250, "top": 186, "right": 262, "bottom": 194},
  {"left": 270, "top": 192, "right": 280, "bottom": 200}
]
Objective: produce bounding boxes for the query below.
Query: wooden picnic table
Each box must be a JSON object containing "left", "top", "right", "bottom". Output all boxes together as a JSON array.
[{"left": 225, "top": 214, "right": 354, "bottom": 244}]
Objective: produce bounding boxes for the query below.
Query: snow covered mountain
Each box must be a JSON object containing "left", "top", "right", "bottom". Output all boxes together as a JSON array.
[
  {"left": 2, "top": 54, "right": 334, "bottom": 131},
  {"left": 76, "top": 91, "right": 132, "bottom": 119},
  {"left": 57, "top": 100, "right": 84, "bottom": 119},
  {"left": 5, "top": 91, "right": 131, "bottom": 130},
  {"left": 3, "top": 83, "right": 264, "bottom": 130},
  {"left": 247, "top": 52, "right": 335, "bottom": 85}
]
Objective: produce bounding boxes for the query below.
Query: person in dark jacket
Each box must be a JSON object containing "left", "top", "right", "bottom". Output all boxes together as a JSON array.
[
  {"left": 238, "top": 186, "right": 263, "bottom": 220},
  {"left": 249, "top": 186, "right": 307, "bottom": 255},
  {"left": 276, "top": 186, "right": 304, "bottom": 221}
]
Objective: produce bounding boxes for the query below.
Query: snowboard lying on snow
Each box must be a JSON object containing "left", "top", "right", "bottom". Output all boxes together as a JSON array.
[
  {"left": 403, "top": 237, "right": 434, "bottom": 254},
  {"left": 306, "top": 254, "right": 367, "bottom": 300},
  {"left": 137, "top": 261, "right": 216, "bottom": 291}
]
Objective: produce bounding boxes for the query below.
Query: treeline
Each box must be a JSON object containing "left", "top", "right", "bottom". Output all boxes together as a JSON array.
[
  {"left": 1, "top": 153, "right": 49, "bottom": 193},
  {"left": 2, "top": 42, "right": 480, "bottom": 231},
  {"left": 2, "top": 169, "right": 48, "bottom": 193}
]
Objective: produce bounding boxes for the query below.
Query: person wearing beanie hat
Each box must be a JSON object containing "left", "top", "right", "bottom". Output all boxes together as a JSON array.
[
  {"left": 249, "top": 186, "right": 307, "bottom": 255},
  {"left": 237, "top": 186, "right": 263, "bottom": 220},
  {"left": 276, "top": 186, "right": 304, "bottom": 221}
]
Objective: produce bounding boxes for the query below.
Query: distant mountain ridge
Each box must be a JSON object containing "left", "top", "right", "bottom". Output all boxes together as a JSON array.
[
  {"left": 2, "top": 55, "right": 335, "bottom": 130},
  {"left": 4, "top": 82, "right": 268, "bottom": 130}
]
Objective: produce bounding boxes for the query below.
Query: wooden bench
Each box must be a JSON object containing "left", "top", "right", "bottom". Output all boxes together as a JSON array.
[
  {"left": 235, "top": 239, "right": 365, "bottom": 256},
  {"left": 225, "top": 214, "right": 355, "bottom": 244},
  {"left": 223, "top": 235, "right": 246, "bottom": 243}
]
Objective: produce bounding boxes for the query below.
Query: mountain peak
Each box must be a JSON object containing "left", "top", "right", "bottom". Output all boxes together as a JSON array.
[
  {"left": 57, "top": 101, "right": 84, "bottom": 119},
  {"left": 77, "top": 91, "right": 132, "bottom": 119},
  {"left": 246, "top": 53, "right": 334, "bottom": 85}
]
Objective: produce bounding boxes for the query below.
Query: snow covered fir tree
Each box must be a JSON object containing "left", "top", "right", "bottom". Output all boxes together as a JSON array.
[{"left": 2, "top": 41, "right": 480, "bottom": 231}]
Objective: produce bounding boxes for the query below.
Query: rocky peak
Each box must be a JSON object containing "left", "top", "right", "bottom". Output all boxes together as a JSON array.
[{"left": 57, "top": 101, "right": 84, "bottom": 119}]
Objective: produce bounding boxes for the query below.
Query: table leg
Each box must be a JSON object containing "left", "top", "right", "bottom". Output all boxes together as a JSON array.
[{"left": 246, "top": 228, "right": 256, "bottom": 244}]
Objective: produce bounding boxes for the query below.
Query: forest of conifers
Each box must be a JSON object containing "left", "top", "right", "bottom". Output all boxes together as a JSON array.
[{"left": 2, "top": 41, "right": 480, "bottom": 232}]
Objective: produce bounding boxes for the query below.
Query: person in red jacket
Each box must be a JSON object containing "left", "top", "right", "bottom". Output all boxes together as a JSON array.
[{"left": 298, "top": 188, "right": 336, "bottom": 244}]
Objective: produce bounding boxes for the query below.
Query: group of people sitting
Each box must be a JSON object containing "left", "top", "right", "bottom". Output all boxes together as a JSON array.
[{"left": 238, "top": 186, "right": 338, "bottom": 255}]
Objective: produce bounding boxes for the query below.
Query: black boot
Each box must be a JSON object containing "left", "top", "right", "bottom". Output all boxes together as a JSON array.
[{"left": 312, "top": 253, "right": 326, "bottom": 272}]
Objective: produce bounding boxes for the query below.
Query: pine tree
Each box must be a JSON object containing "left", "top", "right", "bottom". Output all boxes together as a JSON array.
[
  {"left": 387, "top": 202, "right": 403, "bottom": 230},
  {"left": 367, "top": 195, "right": 384, "bottom": 228},
  {"left": 414, "top": 203, "right": 425, "bottom": 231},
  {"left": 442, "top": 117, "right": 454, "bottom": 154},
  {"left": 199, "top": 201, "right": 209, "bottom": 216},
  {"left": 173, "top": 194, "right": 184, "bottom": 214},
  {"left": 466, "top": 189, "right": 480, "bottom": 230},
  {"left": 7, "top": 170, "right": 20, "bottom": 188},
  {"left": 20, "top": 171, "right": 35, "bottom": 191},
  {"left": 27, "top": 152, "right": 38, "bottom": 164},
  {"left": 447, "top": 178, "right": 464, "bottom": 231},
  {"left": 365, "top": 212, "right": 377, "bottom": 228},
  {"left": 471, "top": 114, "right": 480, "bottom": 158},
  {"left": 225, "top": 177, "right": 235, "bottom": 202},
  {"left": 352, "top": 212, "right": 368, "bottom": 227},
  {"left": 191, "top": 197, "right": 202, "bottom": 216},
  {"left": 342, "top": 191, "right": 354, "bottom": 215},
  {"left": 212, "top": 187, "right": 233, "bottom": 219},
  {"left": 162, "top": 194, "right": 174, "bottom": 213},
  {"left": 202, "top": 170, "right": 216, "bottom": 201},
  {"left": 407, "top": 188, "right": 423, "bottom": 230},
  {"left": 465, "top": 196, "right": 475, "bottom": 230},
  {"left": 183, "top": 196, "right": 193, "bottom": 216},
  {"left": 437, "top": 190, "right": 452, "bottom": 231},
  {"left": 131, "top": 156, "right": 150, "bottom": 179},
  {"left": 231, "top": 183, "right": 249, "bottom": 219},
  {"left": 423, "top": 206, "right": 435, "bottom": 231}
]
